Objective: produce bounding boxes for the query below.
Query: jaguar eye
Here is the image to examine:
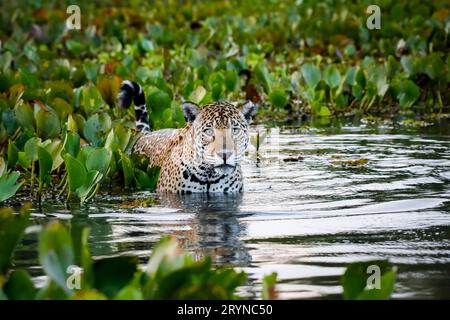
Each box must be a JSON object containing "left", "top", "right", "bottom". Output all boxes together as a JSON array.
[
  {"left": 203, "top": 128, "right": 213, "bottom": 136},
  {"left": 232, "top": 127, "right": 240, "bottom": 135}
]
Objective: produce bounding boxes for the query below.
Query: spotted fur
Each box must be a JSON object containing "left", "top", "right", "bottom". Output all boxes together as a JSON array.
[{"left": 118, "top": 81, "right": 257, "bottom": 194}]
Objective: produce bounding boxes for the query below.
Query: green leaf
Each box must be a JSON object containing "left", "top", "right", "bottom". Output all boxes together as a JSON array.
[
  {"left": 36, "top": 108, "right": 61, "bottom": 139},
  {"left": 14, "top": 103, "right": 35, "bottom": 132},
  {"left": 7, "top": 140, "right": 19, "bottom": 169},
  {"left": 254, "top": 63, "right": 272, "bottom": 93},
  {"left": 148, "top": 88, "right": 171, "bottom": 119},
  {"left": 83, "top": 61, "right": 98, "bottom": 82},
  {"left": 225, "top": 69, "right": 239, "bottom": 92},
  {"left": 323, "top": 65, "right": 341, "bottom": 89},
  {"left": 70, "top": 290, "right": 107, "bottom": 300},
  {"left": 64, "top": 132, "right": 81, "bottom": 158},
  {"left": 0, "top": 172, "right": 23, "bottom": 202},
  {"left": 0, "top": 205, "right": 30, "bottom": 272},
  {"left": 188, "top": 86, "right": 206, "bottom": 104},
  {"left": 24, "top": 137, "right": 42, "bottom": 162},
  {"left": 114, "top": 272, "right": 144, "bottom": 300},
  {"left": 301, "top": 63, "right": 321, "bottom": 89},
  {"left": 81, "top": 85, "right": 104, "bottom": 115},
  {"left": 64, "top": 153, "right": 86, "bottom": 193},
  {"left": 341, "top": 260, "right": 396, "bottom": 300},
  {"left": 83, "top": 114, "right": 103, "bottom": 147},
  {"left": 39, "top": 221, "right": 75, "bottom": 295},
  {"left": 119, "top": 152, "right": 134, "bottom": 187},
  {"left": 38, "top": 147, "right": 53, "bottom": 184},
  {"left": 44, "top": 140, "right": 64, "bottom": 171},
  {"left": 93, "top": 256, "right": 138, "bottom": 299},
  {"left": 262, "top": 272, "right": 277, "bottom": 300},
  {"left": 394, "top": 79, "right": 420, "bottom": 108},
  {"left": 3, "top": 269, "right": 37, "bottom": 300},
  {"left": 71, "top": 223, "right": 93, "bottom": 289},
  {"left": 318, "top": 106, "right": 331, "bottom": 117},
  {"left": 400, "top": 56, "right": 414, "bottom": 75},
  {"left": 355, "top": 68, "right": 366, "bottom": 88},
  {"left": 86, "top": 148, "right": 112, "bottom": 176},
  {"left": 75, "top": 170, "right": 103, "bottom": 203},
  {"left": 268, "top": 88, "right": 288, "bottom": 108},
  {"left": 0, "top": 157, "right": 5, "bottom": 177}
]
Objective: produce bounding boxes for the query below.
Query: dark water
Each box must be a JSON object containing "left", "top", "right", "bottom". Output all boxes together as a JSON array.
[{"left": 16, "top": 120, "right": 450, "bottom": 299}]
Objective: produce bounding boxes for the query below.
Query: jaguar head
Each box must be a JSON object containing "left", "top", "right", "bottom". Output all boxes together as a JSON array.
[{"left": 182, "top": 101, "right": 257, "bottom": 174}]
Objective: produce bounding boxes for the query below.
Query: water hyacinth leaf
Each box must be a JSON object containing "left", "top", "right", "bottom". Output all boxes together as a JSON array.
[
  {"left": 268, "top": 89, "right": 288, "bottom": 108},
  {"left": 38, "top": 147, "right": 53, "bottom": 184},
  {"left": 188, "top": 86, "right": 206, "bottom": 104},
  {"left": 71, "top": 223, "right": 93, "bottom": 288},
  {"left": 67, "top": 114, "right": 78, "bottom": 132},
  {"left": 73, "top": 114, "right": 86, "bottom": 133},
  {"left": 65, "top": 39, "right": 85, "bottom": 54},
  {"left": 352, "top": 84, "right": 363, "bottom": 100},
  {"left": 355, "top": 68, "right": 366, "bottom": 88},
  {"left": 0, "top": 157, "right": 5, "bottom": 177},
  {"left": 341, "top": 260, "right": 396, "bottom": 300},
  {"left": 39, "top": 221, "right": 75, "bottom": 295},
  {"left": 64, "top": 132, "right": 81, "bottom": 158},
  {"left": 83, "top": 114, "right": 103, "bottom": 147},
  {"left": 81, "top": 85, "right": 104, "bottom": 115},
  {"left": 323, "top": 65, "right": 341, "bottom": 89},
  {"left": 148, "top": 88, "right": 171, "bottom": 118},
  {"left": 86, "top": 148, "right": 112, "bottom": 175},
  {"left": 114, "top": 273, "right": 144, "bottom": 300},
  {"left": 318, "top": 106, "right": 331, "bottom": 117},
  {"left": 211, "top": 82, "right": 223, "bottom": 101},
  {"left": 147, "top": 166, "right": 160, "bottom": 191},
  {"left": 96, "top": 75, "right": 121, "bottom": 107},
  {"left": 119, "top": 152, "right": 134, "bottom": 187},
  {"left": 7, "top": 140, "right": 19, "bottom": 169},
  {"left": 134, "top": 169, "right": 152, "bottom": 188},
  {"left": 400, "top": 56, "right": 414, "bottom": 75},
  {"left": 64, "top": 153, "right": 86, "bottom": 193},
  {"left": 83, "top": 61, "right": 98, "bottom": 82},
  {"left": 76, "top": 170, "right": 103, "bottom": 203},
  {"left": 262, "top": 272, "right": 278, "bottom": 300},
  {"left": 394, "top": 80, "right": 420, "bottom": 108},
  {"left": 135, "top": 66, "right": 152, "bottom": 83},
  {"left": 14, "top": 103, "right": 35, "bottom": 132},
  {"left": 423, "top": 53, "right": 445, "bottom": 81},
  {"left": 3, "top": 269, "right": 37, "bottom": 300},
  {"left": 335, "top": 94, "right": 348, "bottom": 108},
  {"left": 17, "top": 152, "right": 30, "bottom": 170},
  {"left": 301, "top": 63, "right": 321, "bottom": 89},
  {"left": 44, "top": 140, "right": 64, "bottom": 171},
  {"left": 70, "top": 290, "right": 108, "bottom": 300},
  {"left": 254, "top": 63, "right": 272, "bottom": 93},
  {"left": 24, "top": 137, "right": 42, "bottom": 162},
  {"left": 50, "top": 97, "right": 73, "bottom": 119},
  {"left": 146, "top": 236, "right": 178, "bottom": 275},
  {"left": 93, "top": 256, "right": 139, "bottom": 299},
  {"left": 36, "top": 108, "right": 61, "bottom": 139},
  {"left": 225, "top": 69, "right": 239, "bottom": 92},
  {"left": 0, "top": 204, "right": 30, "bottom": 271}
]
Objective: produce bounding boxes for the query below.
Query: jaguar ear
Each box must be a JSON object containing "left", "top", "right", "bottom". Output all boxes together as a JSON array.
[
  {"left": 239, "top": 101, "right": 257, "bottom": 123},
  {"left": 182, "top": 101, "right": 199, "bottom": 123}
]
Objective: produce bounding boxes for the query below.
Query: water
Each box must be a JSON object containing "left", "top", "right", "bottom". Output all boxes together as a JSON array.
[{"left": 16, "top": 120, "right": 450, "bottom": 299}]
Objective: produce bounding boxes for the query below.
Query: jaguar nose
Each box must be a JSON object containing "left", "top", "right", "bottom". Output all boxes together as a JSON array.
[{"left": 216, "top": 150, "right": 233, "bottom": 163}]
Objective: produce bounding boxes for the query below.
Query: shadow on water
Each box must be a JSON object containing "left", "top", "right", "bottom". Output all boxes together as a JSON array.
[{"left": 158, "top": 193, "right": 253, "bottom": 267}]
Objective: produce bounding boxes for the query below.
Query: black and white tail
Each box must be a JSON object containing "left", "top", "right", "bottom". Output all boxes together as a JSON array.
[{"left": 118, "top": 80, "right": 150, "bottom": 132}]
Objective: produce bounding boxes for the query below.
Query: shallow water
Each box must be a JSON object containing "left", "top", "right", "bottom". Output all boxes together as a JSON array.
[{"left": 17, "top": 120, "right": 450, "bottom": 299}]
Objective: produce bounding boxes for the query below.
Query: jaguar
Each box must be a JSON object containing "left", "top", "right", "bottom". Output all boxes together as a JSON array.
[{"left": 118, "top": 80, "right": 257, "bottom": 194}]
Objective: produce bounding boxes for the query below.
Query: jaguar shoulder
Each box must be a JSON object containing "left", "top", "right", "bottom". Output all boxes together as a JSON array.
[{"left": 118, "top": 80, "right": 257, "bottom": 193}]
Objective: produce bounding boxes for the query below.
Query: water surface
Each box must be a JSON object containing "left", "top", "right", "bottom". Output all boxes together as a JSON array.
[{"left": 17, "top": 120, "right": 450, "bottom": 299}]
